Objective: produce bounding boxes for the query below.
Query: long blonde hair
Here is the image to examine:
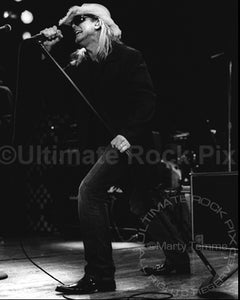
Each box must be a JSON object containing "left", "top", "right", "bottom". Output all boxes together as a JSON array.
[{"left": 70, "top": 17, "right": 122, "bottom": 66}]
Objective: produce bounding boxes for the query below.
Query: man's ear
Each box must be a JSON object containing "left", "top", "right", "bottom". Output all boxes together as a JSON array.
[{"left": 94, "top": 19, "right": 102, "bottom": 30}]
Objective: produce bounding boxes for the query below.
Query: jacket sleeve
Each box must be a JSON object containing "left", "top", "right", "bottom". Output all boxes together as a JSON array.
[{"left": 119, "top": 49, "right": 156, "bottom": 145}]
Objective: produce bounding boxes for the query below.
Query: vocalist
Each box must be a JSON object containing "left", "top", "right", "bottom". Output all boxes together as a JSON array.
[{"left": 40, "top": 3, "right": 190, "bottom": 295}]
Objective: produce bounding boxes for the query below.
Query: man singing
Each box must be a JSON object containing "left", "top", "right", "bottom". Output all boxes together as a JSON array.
[{"left": 40, "top": 3, "right": 190, "bottom": 295}]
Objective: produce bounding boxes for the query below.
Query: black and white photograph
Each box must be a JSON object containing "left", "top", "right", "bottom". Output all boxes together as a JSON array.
[{"left": 0, "top": 0, "right": 238, "bottom": 299}]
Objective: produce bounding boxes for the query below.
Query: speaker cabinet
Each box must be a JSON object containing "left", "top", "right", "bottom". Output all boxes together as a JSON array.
[{"left": 190, "top": 172, "right": 238, "bottom": 250}]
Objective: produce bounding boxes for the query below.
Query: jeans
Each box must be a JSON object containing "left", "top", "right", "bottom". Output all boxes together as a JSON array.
[
  {"left": 78, "top": 145, "right": 189, "bottom": 280},
  {"left": 78, "top": 145, "right": 130, "bottom": 280}
]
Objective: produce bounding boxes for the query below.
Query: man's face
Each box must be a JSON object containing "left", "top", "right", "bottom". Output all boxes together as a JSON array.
[{"left": 71, "top": 15, "right": 98, "bottom": 46}]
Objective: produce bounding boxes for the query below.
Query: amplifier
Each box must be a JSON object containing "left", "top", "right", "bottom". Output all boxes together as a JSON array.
[{"left": 190, "top": 172, "right": 238, "bottom": 250}]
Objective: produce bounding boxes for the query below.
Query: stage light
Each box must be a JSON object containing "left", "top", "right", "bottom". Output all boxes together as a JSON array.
[
  {"left": 21, "top": 10, "right": 34, "bottom": 24},
  {"left": 3, "top": 11, "right": 10, "bottom": 18},
  {"left": 210, "top": 129, "right": 217, "bottom": 135},
  {"left": 22, "top": 31, "right": 31, "bottom": 40},
  {"left": 14, "top": 0, "right": 23, "bottom": 2},
  {"left": 3, "top": 11, "right": 17, "bottom": 19}
]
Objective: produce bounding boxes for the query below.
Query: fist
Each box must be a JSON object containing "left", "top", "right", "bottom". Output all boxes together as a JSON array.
[
  {"left": 40, "top": 26, "right": 63, "bottom": 50},
  {"left": 111, "top": 135, "right": 131, "bottom": 153}
]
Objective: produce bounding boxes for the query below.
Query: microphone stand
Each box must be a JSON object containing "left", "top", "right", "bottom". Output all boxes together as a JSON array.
[
  {"left": 210, "top": 53, "right": 234, "bottom": 172},
  {"left": 0, "top": 84, "right": 11, "bottom": 281},
  {"left": 38, "top": 42, "right": 114, "bottom": 136},
  {"left": 227, "top": 60, "right": 233, "bottom": 172}
]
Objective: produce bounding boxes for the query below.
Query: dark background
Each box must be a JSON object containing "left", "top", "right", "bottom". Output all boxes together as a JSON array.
[{"left": 0, "top": 0, "right": 238, "bottom": 236}]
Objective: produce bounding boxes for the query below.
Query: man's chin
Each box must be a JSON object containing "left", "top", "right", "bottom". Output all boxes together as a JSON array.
[{"left": 75, "top": 36, "right": 84, "bottom": 45}]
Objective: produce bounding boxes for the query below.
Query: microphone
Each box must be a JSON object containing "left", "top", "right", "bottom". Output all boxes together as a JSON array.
[
  {"left": 0, "top": 24, "right": 12, "bottom": 32},
  {"left": 27, "top": 32, "right": 47, "bottom": 42},
  {"left": 26, "top": 26, "right": 63, "bottom": 42}
]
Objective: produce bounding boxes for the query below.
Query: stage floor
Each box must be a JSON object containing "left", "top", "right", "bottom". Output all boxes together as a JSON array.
[{"left": 0, "top": 235, "right": 238, "bottom": 299}]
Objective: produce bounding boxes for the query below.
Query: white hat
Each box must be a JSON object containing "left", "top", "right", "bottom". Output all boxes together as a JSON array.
[{"left": 59, "top": 3, "right": 121, "bottom": 39}]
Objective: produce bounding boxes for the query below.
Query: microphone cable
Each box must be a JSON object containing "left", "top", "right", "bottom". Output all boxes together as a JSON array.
[
  {"left": 20, "top": 237, "right": 174, "bottom": 299},
  {"left": 14, "top": 38, "right": 65, "bottom": 286},
  {"left": 20, "top": 239, "right": 65, "bottom": 285}
]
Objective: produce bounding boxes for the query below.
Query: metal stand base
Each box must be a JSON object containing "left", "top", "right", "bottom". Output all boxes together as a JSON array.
[
  {"left": 193, "top": 243, "right": 238, "bottom": 297},
  {"left": 198, "top": 264, "right": 238, "bottom": 297}
]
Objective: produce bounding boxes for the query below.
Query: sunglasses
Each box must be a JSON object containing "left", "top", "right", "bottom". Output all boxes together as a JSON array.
[{"left": 71, "top": 14, "right": 98, "bottom": 26}]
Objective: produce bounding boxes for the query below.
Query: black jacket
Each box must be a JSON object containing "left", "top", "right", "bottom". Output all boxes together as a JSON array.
[
  {"left": 64, "top": 42, "right": 156, "bottom": 149},
  {"left": 14, "top": 42, "right": 156, "bottom": 152}
]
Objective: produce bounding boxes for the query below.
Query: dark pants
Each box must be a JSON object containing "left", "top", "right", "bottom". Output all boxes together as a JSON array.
[{"left": 78, "top": 145, "right": 189, "bottom": 280}]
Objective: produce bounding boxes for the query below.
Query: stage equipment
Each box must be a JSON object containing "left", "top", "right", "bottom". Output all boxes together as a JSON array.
[
  {"left": 0, "top": 85, "right": 13, "bottom": 143},
  {"left": 190, "top": 172, "right": 238, "bottom": 249},
  {"left": 0, "top": 83, "right": 13, "bottom": 280},
  {"left": 190, "top": 171, "right": 238, "bottom": 296},
  {"left": 210, "top": 52, "right": 235, "bottom": 172},
  {"left": 227, "top": 59, "right": 233, "bottom": 172}
]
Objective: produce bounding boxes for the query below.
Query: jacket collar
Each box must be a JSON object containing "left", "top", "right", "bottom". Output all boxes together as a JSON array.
[{"left": 106, "top": 41, "right": 122, "bottom": 62}]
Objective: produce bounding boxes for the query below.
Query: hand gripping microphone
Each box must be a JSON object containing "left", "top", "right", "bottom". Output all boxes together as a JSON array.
[{"left": 27, "top": 26, "right": 63, "bottom": 42}]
